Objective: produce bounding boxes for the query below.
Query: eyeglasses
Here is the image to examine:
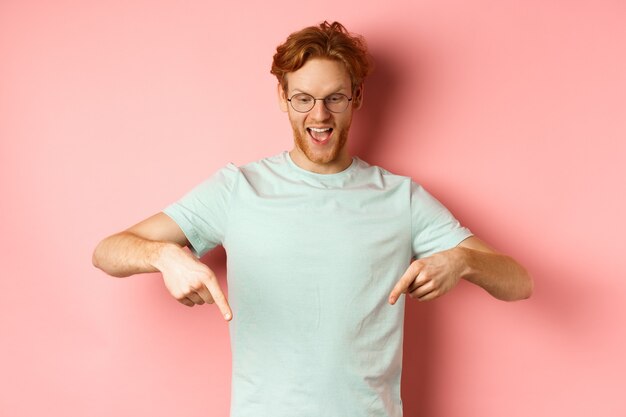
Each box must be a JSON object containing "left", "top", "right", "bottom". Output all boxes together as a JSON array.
[{"left": 287, "top": 92, "right": 353, "bottom": 113}]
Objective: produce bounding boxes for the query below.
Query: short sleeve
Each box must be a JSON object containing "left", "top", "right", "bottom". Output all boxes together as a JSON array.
[
  {"left": 411, "top": 181, "right": 473, "bottom": 259},
  {"left": 162, "top": 163, "right": 240, "bottom": 258}
]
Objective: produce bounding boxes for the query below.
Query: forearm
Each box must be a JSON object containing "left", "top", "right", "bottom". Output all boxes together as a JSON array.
[
  {"left": 92, "top": 231, "right": 176, "bottom": 277},
  {"left": 457, "top": 247, "right": 533, "bottom": 301}
]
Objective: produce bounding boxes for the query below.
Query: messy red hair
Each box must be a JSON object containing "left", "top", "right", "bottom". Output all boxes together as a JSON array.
[{"left": 271, "top": 21, "right": 372, "bottom": 92}]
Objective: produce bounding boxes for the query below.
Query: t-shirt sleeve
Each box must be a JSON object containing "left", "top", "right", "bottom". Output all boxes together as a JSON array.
[
  {"left": 411, "top": 181, "right": 473, "bottom": 259},
  {"left": 162, "top": 163, "right": 239, "bottom": 258}
]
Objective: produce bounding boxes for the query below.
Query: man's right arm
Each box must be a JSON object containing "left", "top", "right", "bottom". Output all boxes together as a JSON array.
[
  {"left": 92, "top": 212, "right": 189, "bottom": 277},
  {"left": 92, "top": 212, "right": 232, "bottom": 320}
]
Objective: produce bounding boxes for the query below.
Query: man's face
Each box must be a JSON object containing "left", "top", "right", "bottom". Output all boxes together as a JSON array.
[{"left": 278, "top": 58, "right": 362, "bottom": 174}]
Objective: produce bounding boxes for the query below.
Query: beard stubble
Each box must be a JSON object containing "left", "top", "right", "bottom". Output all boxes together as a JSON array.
[{"left": 291, "top": 125, "right": 350, "bottom": 165}]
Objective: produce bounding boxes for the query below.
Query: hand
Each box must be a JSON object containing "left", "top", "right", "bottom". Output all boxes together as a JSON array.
[
  {"left": 154, "top": 244, "right": 232, "bottom": 320},
  {"left": 388, "top": 248, "right": 466, "bottom": 304}
]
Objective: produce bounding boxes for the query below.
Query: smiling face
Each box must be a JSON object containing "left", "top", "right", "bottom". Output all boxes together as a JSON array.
[{"left": 278, "top": 58, "right": 362, "bottom": 174}]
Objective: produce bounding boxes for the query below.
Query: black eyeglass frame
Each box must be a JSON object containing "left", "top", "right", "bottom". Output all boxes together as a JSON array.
[{"left": 287, "top": 92, "right": 353, "bottom": 113}]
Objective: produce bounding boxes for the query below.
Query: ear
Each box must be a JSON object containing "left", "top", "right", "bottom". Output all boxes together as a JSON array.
[
  {"left": 352, "top": 83, "right": 364, "bottom": 110},
  {"left": 277, "top": 83, "right": 288, "bottom": 112}
]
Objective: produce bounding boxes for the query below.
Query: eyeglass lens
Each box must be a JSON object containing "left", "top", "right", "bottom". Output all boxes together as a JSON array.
[{"left": 289, "top": 93, "right": 351, "bottom": 113}]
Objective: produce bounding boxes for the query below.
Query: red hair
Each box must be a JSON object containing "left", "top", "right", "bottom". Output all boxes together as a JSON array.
[{"left": 271, "top": 21, "right": 372, "bottom": 92}]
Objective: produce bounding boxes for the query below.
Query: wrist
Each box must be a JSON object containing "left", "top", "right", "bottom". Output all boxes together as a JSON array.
[
  {"left": 454, "top": 246, "right": 474, "bottom": 282},
  {"left": 149, "top": 241, "right": 181, "bottom": 272}
]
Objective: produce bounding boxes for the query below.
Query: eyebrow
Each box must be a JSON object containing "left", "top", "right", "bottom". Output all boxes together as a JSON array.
[{"left": 291, "top": 86, "right": 349, "bottom": 95}]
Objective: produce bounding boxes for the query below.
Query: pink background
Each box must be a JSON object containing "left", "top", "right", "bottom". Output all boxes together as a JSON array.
[{"left": 1, "top": 1, "right": 625, "bottom": 416}]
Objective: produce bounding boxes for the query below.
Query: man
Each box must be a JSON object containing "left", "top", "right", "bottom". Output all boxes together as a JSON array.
[{"left": 93, "top": 21, "right": 532, "bottom": 417}]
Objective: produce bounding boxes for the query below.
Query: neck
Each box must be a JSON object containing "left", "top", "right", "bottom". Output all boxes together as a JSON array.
[{"left": 288, "top": 148, "right": 353, "bottom": 174}]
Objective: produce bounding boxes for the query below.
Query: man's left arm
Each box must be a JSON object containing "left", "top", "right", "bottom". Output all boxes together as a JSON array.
[{"left": 389, "top": 236, "right": 533, "bottom": 304}]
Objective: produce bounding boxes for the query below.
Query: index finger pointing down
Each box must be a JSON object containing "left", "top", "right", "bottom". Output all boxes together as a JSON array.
[
  {"left": 202, "top": 275, "right": 232, "bottom": 321},
  {"left": 388, "top": 262, "right": 423, "bottom": 305}
]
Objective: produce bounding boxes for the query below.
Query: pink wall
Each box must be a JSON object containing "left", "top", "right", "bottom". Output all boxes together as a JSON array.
[{"left": 2, "top": 1, "right": 625, "bottom": 416}]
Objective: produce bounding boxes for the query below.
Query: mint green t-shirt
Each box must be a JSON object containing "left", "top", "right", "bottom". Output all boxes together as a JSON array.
[{"left": 163, "top": 151, "right": 472, "bottom": 417}]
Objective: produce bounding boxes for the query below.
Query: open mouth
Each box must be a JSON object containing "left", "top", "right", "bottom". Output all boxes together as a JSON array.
[{"left": 307, "top": 127, "right": 334, "bottom": 144}]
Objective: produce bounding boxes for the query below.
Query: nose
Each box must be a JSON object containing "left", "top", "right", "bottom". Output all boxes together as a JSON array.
[{"left": 309, "top": 98, "right": 331, "bottom": 120}]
